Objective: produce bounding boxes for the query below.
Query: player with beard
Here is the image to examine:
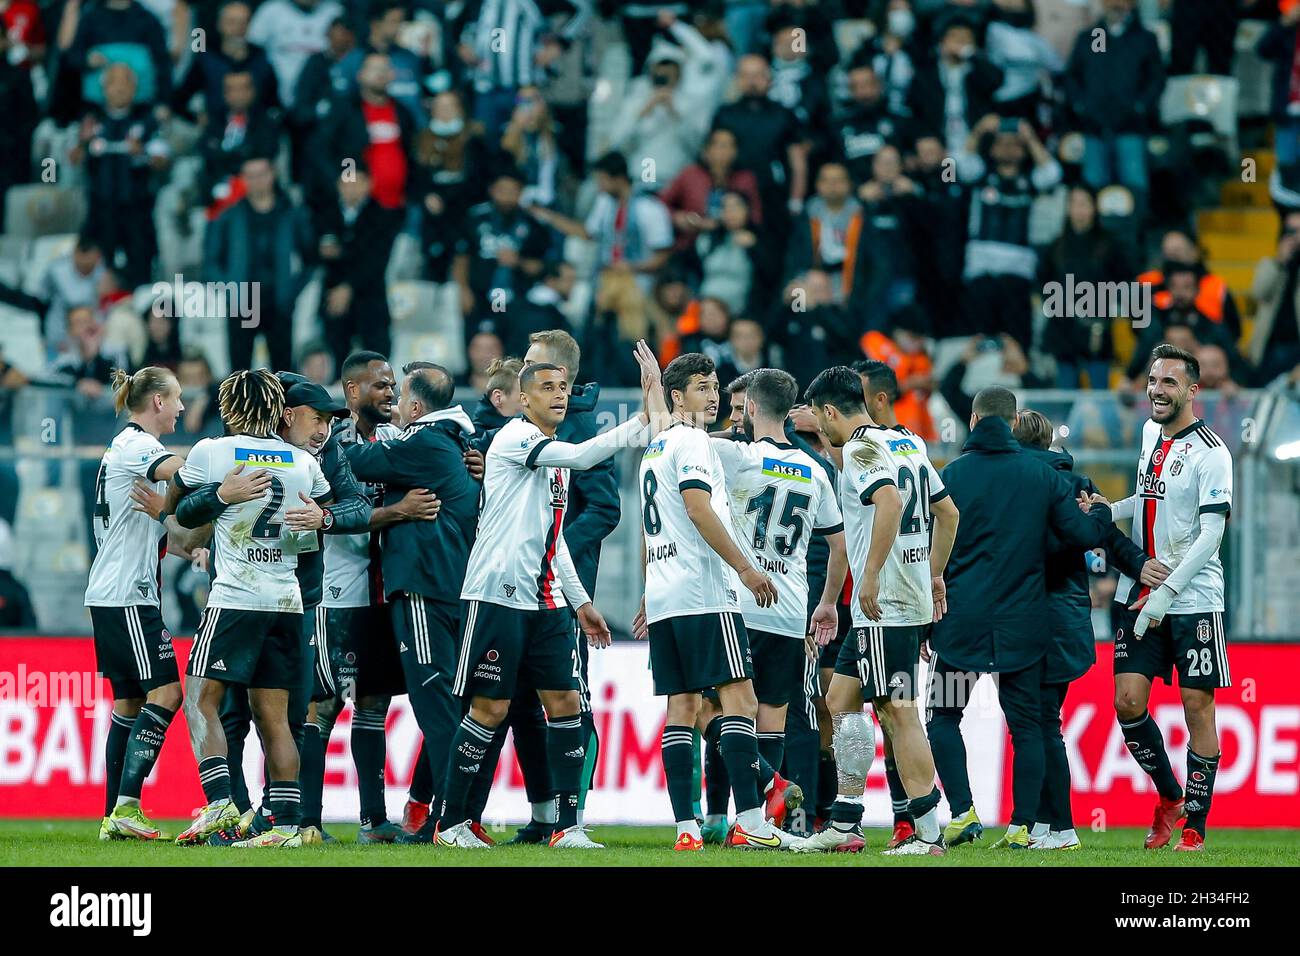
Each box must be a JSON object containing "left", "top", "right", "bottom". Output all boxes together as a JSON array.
[
  {"left": 633, "top": 353, "right": 795, "bottom": 851},
  {"left": 1087, "top": 344, "right": 1233, "bottom": 852}
]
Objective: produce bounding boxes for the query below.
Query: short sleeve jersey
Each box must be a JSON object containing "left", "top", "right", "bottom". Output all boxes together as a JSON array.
[
  {"left": 460, "top": 416, "right": 576, "bottom": 611},
  {"left": 840, "top": 425, "right": 948, "bottom": 627},
  {"left": 1117, "top": 418, "right": 1232, "bottom": 613},
  {"left": 176, "top": 434, "right": 330, "bottom": 613},
  {"left": 321, "top": 421, "right": 400, "bottom": 608},
  {"left": 84, "top": 424, "right": 176, "bottom": 607},
  {"left": 714, "top": 437, "right": 843, "bottom": 638},
  {"left": 640, "top": 422, "right": 741, "bottom": 625}
]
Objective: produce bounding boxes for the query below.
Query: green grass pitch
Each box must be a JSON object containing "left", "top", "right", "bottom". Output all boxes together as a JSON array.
[{"left": 2, "top": 821, "right": 1297, "bottom": 867}]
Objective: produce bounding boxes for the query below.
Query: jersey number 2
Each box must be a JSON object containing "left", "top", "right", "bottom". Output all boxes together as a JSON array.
[{"left": 251, "top": 476, "right": 286, "bottom": 539}]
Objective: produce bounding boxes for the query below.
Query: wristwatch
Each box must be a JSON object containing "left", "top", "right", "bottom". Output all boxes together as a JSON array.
[{"left": 320, "top": 508, "right": 334, "bottom": 532}]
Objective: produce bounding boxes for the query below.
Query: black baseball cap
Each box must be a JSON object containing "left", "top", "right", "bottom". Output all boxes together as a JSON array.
[{"left": 283, "top": 380, "right": 349, "bottom": 418}]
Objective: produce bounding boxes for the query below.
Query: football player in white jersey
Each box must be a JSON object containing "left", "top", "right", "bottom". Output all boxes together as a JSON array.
[
  {"left": 634, "top": 353, "right": 802, "bottom": 852},
  {"left": 84, "top": 367, "right": 230, "bottom": 841},
  {"left": 700, "top": 369, "right": 847, "bottom": 840},
  {"left": 794, "top": 366, "right": 959, "bottom": 856},
  {"left": 437, "top": 342, "right": 666, "bottom": 849},
  {"left": 1089, "top": 344, "right": 1234, "bottom": 852},
  {"left": 171, "top": 371, "right": 333, "bottom": 848}
]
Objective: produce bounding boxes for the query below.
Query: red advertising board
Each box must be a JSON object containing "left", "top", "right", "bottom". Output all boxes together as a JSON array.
[{"left": 1, "top": 637, "right": 1297, "bottom": 826}]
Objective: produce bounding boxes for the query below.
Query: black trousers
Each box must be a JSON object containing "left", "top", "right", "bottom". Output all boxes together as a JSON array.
[
  {"left": 391, "top": 593, "right": 461, "bottom": 810},
  {"left": 322, "top": 291, "right": 392, "bottom": 371},
  {"left": 229, "top": 297, "right": 294, "bottom": 374},
  {"left": 927, "top": 653, "right": 1047, "bottom": 827},
  {"left": 85, "top": 198, "right": 156, "bottom": 289},
  {"left": 1037, "top": 679, "right": 1073, "bottom": 831},
  {"left": 1169, "top": 0, "right": 1237, "bottom": 77},
  {"left": 963, "top": 274, "right": 1034, "bottom": 352}
]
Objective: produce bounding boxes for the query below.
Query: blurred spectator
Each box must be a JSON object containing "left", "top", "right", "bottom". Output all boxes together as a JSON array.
[
  {"left": 1260, "top": 3, "right": 1300, "bottom": 193},
  {"left": 69, "top": 64, "right": 170, "bottom": 289},
  {"left": 177, "top": 347, "right": 221, "bottom": 436},
  {"left": 454, "top": 166, "right": 549, "bottom": 323},
  {"left": 856, "top": 144, "right": 922, "bottom": 324},
  {"left": 712, "top": 54, "right": 810, "bottom": 236},
  {"left": 196, "top": 69, "right": 283, "bottom": 205},
  {"left": 50, "top": 304, "right": 127, "bottom": 401},
  {"left": 414, "top": 89, "right": 490, "bottom": 281},
  {"left": 337, "top": 0, "right": 430, "bottom": 120},
  {"left": 317, "top": 167, "right": 397, "bottom": 366},
  {"left": 766, "top": 15, "right": 831, "bottom": 161},
  {"left": 248, "top": 0, "right": 342, "bottom": 112},
  {"left": 660, "top": 127, "right": 763, "bottom": 252},
  {"left": 835, "top": 63, "right": 903, "bottom": 187},
  {"left": 939, "top": 332, "right": 1046, "bottom": 423},
  {"left": 908, "top": 15, "right": 1003, "bottom": 155},
  {"left": 298, "top": 341, "right": 336, "bottom": 387},
  {"left": 314, "top": 52, "right": 414, "bottom": 224},
  {"left": 529, "top": 151, "right": 673, "bottom": 296},
  {"left": 137, "top": 306, "right": 180, "bottom": 369},
  {"left": 1040, "top": 185, "right": 1130, "bottom": 389},
  {"left": 768, "top": 269, "right": 859, "bottom": 391},
  {"left": 619, "top": 1, "right": 684, "bottom": 76},
  {"left": 1169, "top": 0, "right": 1238, "bottom": 77},
  {"left": 847, "top": 0, "right": 918, "bottom": 120},
  {"left": 204, "top": 154, "right": 314, "bottom": 373},
  {"left": 693, "top": 190, "right": 765, "bottom": 317},
  {"left": 1137, "top": 229, "right": 1241, "bottom": 339},
  {"left": 1195, "top": 343, "right": 1240, "bottom": 396},
  {"left": 983, "top": 0, "right": 1062, "bottom": 121},
  {"left": 171, "top": 0, "right": 279, "bottom": 125},
  {"left": 657, "top": 8, "right": 734, "bottom": 121},
  {"left": 38, "top": 236, "right": 108, "bottom": 353},
  {"left": 715, "top": 315, "right": 765, "bottom": 387},
  {"left": 1248, "top": 210, "right": 1300, "bottom": 384},
  {"left": 909, "top": 132, "right": 968, "bottom": 338},
  {"left": 957, "top": 114, "right": 1061, "bottom": 349},
  {"left": 1063, "top": 0, "right": 1164, "bottom": 214},
  {"left": 290, "top": 15, "right": 356, "bottom": 163},
  {"left": 785, "top": 161, "right": 873, "bottom": 308},
  {"left": 608, "top": 44, "right": 708, "bottom": 193},
  {"left": 455, "top": 0, "right": 589, "bottom": 139},
  {"left": 0, "top": 519, "right": 37, "bottom": 629},
  {"left": 506, "top": 261, "right": 577, "bottom": 357},
  {"left": 0, "top": 31, "right": 37, "bottom": 209},
  {"left": 462, "top": 329, "right": 504, "bottom": 391},
  {"left": 1125, "top": 266, "right": 1242, "bottom": 383},
  {"left": 678, "top": 295, "right": 733, "bottom": 371},
  {"left": 858, "top": 306, "right": 935, "bottom": 440},
  {"left": 65, "top": 0, "right": 173, "bottom": 107},
  {"left": 0, "top": 0, "right": 47, "bottom": 69},
  {"left": 722, "top": 0, "right": 768, "bottom": 58},
  {"left": 500, "top": 85, "right": 568, "bottom": 209}
]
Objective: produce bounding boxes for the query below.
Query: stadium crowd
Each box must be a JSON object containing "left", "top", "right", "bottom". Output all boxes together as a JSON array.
[{"left": 0, "top": 0, "right": 1298, "bottom": 628}]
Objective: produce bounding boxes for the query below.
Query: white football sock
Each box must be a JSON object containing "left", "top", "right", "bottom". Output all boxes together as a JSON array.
[{"left": 676, "top": 819, "right": 701, "bottom": 840}]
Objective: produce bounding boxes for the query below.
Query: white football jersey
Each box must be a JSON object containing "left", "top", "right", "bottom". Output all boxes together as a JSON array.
[
  {"left": 177, "top": 434, "right": 330, "bottom": 614},
  {"left": 714, "top": 437, "right": 843, "bottom": 638},
  {"left": 460, "top": 416, "right": 586, "bottom": 610},
  {"left": 840, "top": 424, "right": 946, "bottom": 627},
  {"left": 321, "top": 421, "right": 400, "bottom": 608},
  {"left": 641, "top": 422, "right": 742, "bottom": 624},
  {"left": 84, "top": 424, "right": 176, "bottom": 608},
  {"left": 1116, "top": 418, "right": 1232, "bottom": 613}
]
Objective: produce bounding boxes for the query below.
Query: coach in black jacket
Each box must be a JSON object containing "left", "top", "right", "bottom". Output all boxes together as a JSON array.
[
  {"left": 345, "top": 363, "right": 479, "bottom": 821},
  {"left": 1014, "top": 410, "right": 1152, "bottom": 846},
  {"left": 927, "top": 387, "right": 1169, "bottom": 847}
]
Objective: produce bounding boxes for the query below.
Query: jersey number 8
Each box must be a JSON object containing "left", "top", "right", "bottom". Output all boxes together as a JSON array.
[{"left": 643, "top": 471, "right": 662, "bottom": 536}]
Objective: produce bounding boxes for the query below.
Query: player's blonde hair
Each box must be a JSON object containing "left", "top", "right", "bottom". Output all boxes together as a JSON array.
[
  {"left": 218, "top": 369, "right": 284, "bottom": 437},
  {"left": 110, "top": 366, "right": 177, "bottom": 416},
  {"left": 485, "top": 357, "right": 524, "bottom": 395},
  {"left": 527, "top": 330, "right": 580, "bottom": 383},
  {"left": 1012, "top": 408, "right": 1054, "bottom": 450}
]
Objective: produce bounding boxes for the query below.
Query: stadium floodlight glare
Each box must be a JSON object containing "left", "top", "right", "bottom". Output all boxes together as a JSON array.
[{"left": 1273, "top": 439, "right": 1300, "bottom": 462}]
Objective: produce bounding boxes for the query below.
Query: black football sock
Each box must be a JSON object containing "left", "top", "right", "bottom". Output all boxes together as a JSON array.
[
  {"left": 267, "top": 780, "right": 301, "bottom": 827},
  {"left": 884, "top": 756, "right": 913, "bottom": 825},
  {"left": 118, "top": 704, "right": 174, "bottom": 802},
  {"left": 702, "top": 718, "right": 730, "bottom": 817},
  {"left": 1183, "top": 749, "right": 1220, "bottom": 836},
  {"left": 104, "top": 711, "right": 133, "bottom": 814},
  {"left": 1118, "top": 710, "right": 1183, "bottom": 801},
  {"left": 661, "top": 725, "right": 697, "bottom": 825},
  {"left": 546, "top": 715, "right": 585, "bottom": 831},
  {"left": 439, "top": 715, "right": 495, "bottom": 827},
  {"left": 351, "top": 705, "right": 389, "bottom": 826},
  {"left": 299, "top": 709, "right": 336, "bottom": 830},
  {"left": 718, "top": 716, "right": 763, "bottom": 815},
  {"left": 466, "top": 724, "right": 506, "bottom": 824},
  {"left": 909, "top": 786, "right": 943, "bottom": 842},
  {"left": 197, "top": 755, "right": 231, "bottom": 803},
  {"left": 219, "top": 689, "right": 253, "bottom": 814},
  {"left": 829, "top": 796, "right": 865, "bottom": 828},
  {"left": 781, "top": 722, "right": 820, "bottom": 835},
  {"left": 816, "top": 750, "right": 837, "bottom": 819},
  {"left": 757, "top": 732, "right": 785, "bottom": 782},
  {"left": 409, "top": 737, "right": 434, "bottom": 806}
]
